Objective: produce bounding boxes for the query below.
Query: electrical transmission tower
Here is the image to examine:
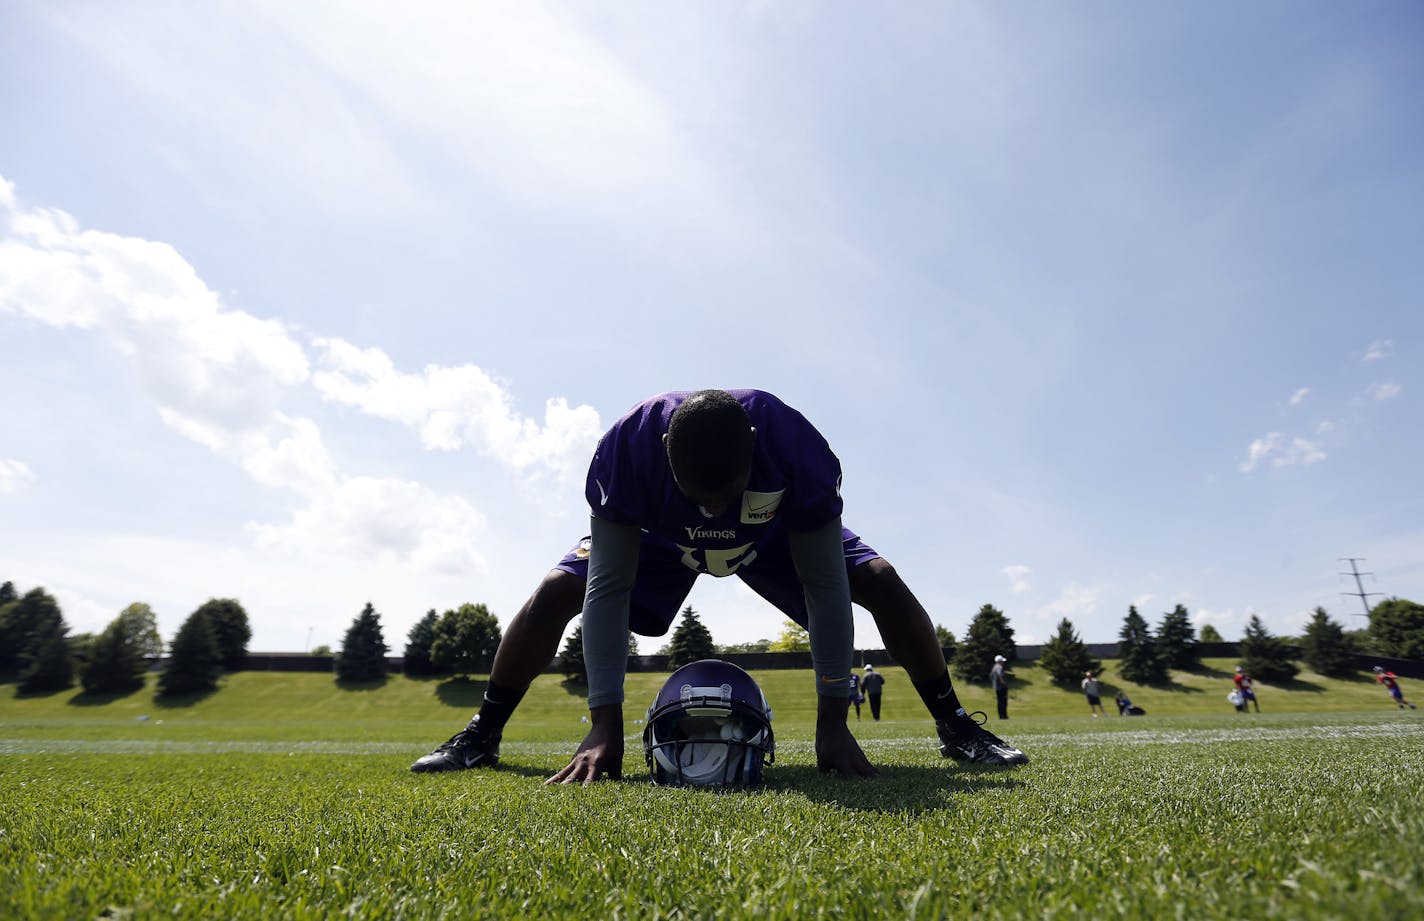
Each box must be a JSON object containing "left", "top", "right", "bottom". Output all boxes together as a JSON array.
[{"left": 1339, "top": 558, "right": 1382, "bottom": 618}]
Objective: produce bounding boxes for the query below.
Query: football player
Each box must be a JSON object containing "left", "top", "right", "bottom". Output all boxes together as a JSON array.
[
  {"left": 411, "top": 389, "right": 1029, "bottom": 782},
  {"left": 1374, "top": 666, "right": 1419, "bottom": 710}
]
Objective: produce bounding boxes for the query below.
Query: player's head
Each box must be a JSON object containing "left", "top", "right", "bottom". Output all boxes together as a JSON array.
[
  {"left": 664, "top": 390, "right": 755, "bottom": 513},
  {"left": 1235, "top": 666, "right": 1243, "bottom": 673}
]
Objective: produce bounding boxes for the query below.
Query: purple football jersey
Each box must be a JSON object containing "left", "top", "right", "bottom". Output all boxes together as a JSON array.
[{"left": 585, "top": 390, "right": 844, "bottom": 578}]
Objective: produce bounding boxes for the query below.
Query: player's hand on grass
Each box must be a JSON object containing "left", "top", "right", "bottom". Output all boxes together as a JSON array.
[
  {"left": 814, "top": 695, "right": 879, "bottom": 779},
  {"left": 547, "top": 704, "right": 624, "bottom": 785}
]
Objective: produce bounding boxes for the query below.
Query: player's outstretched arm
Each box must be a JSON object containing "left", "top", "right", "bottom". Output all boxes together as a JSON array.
[
  {"left": 814, "top": 694, "right": 879, "bottom": 779},
  {"left": 547, "top": 703, "right": 625, "bottom": 785}
]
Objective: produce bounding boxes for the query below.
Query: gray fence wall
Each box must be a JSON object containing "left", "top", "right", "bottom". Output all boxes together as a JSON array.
[{"left": 230, "top": 645, "right": 1423, "bottom": 679}]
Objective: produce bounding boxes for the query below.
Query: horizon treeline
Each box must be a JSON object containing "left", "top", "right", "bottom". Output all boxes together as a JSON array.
[{"left": 3, "top": 578, "right": 1421, "bottom": 699}]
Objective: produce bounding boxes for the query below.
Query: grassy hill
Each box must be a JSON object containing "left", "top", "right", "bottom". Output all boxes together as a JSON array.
[
  {"left": 0, "top": 657, "right": 1407, "bottom": 746},
  {"left": 3, "top": 659, "right": 1422, "bottom": 919}
]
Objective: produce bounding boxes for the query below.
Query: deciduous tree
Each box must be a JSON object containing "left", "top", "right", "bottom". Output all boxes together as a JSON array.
[
  {"left": 193, "top": 598, "right": 251, "bottom": 670},
  {"left": 768, "top": 620, "right": 811, "bottom": 653},
  {"left": 430, "top": 603, "right": 502, "bottom": 678},
  {"left": 112, "top": 603, "right": 164, "bottom": 659},
  {"left": 1368, "top": 598, "right": 1424, "bottom": 661}
]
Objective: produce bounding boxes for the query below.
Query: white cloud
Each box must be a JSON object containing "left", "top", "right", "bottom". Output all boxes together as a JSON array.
[
  {"left": 0, "top": 184, "right": 310, "bottom": 439},
  {"left": 260, "top": 0, "right": 718, "bottom": 215},
  {"left": 1288, "top": 387, "right": 1309, "bottom": 406},
  {"left": 159, "top": 410, "right": 339, "bottom": 495},
  {"left": 48, "top": 585, "right": 118, "bottom": 636},
  {"left": 0, "top": 176, "right": 532, "bottom": 573},
  {"left": 1362, "top": 339, "right": 1393, "bottom": 361},
  {"left": 1368, "top": 381, "right": 1401, "bottom": 400},
  {"left": 39, "top": 5, "right": 424, "bottom": 217},
  {"left": 311, "top": 338, "right": 602, "bottom": 484},
  {"left": 1190, "top": 607, "right": 1237, "bottom": 633},
  {"left": 1239, "top": 432, "right": 1327, "bottom": 472},
  {"left": 1, "top": 531, "right": 499, "bottom": 652},
  {"left": 0, "top": 459, "right": 36, "bottom": 495},
  {"left": 1031, "top": 584, "right": 1101, "bottom": 623},
  {"left": 247, "top": 475, "right": 487, "bottom": 575},
  {"left": 1001, "top": 564, "right": 1032, "bottom": 593},
  {"left": 41, "top": 2, "right": 728, "bottom": 229}
]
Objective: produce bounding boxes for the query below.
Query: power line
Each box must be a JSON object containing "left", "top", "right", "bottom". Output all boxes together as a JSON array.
[{"left": 1338, "top": 557, "right": 1382, "bottom": 618}]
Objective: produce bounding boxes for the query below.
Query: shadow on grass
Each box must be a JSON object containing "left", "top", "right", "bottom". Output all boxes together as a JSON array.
[
  {"left": 405, "top": 758, "right": 554, "bottom": 781},
  {"left": 68, "top": 685, "right": 146, "bottom": 707},
  {"left": 559, "top": 678, "right": 590, "bottom": 699},
  {"left": 1270, "top": 676, "right": 1327, "bottom": 693},
  {"left": 763, "top": 764, "right": 1027, "bottom": 813},
  {"left": 336, "top": 676, "right": 389, "bottom": 692},
  {"left": 1332, "top": 670, "right": 1384, "bottom": 685},
  {"left": 1101, "top": 677, "right": 1205, "bottom": 695},
  {"left": 1184, "top": 664, "right": 1237, "bottom": 680},
  {"left": 434, "top": 676, "right": 489, "bottom": 708},
  {"left": 494, "top": 761, "right": 563, "bottom": 781},
  {"left": 152, "top": 687, "right": 219, "bottom": 708},
  {"left": 11, "top": 683, "right": 77, "bottom": 700}
]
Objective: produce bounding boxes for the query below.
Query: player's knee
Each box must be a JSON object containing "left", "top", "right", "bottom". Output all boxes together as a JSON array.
[
  {"left": 523, "top": 569, "right": 586, "bottom": 626},
  {"left": 849, "top": 557, "right": 906, "bottom": 607},
  {"left": 850, "top": 557, "right": 897, "bottom": 591}
]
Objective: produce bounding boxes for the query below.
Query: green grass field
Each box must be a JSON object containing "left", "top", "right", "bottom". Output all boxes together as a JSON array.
[{"left": 3, "top": 660, "right": 1422, "bottom": 920}]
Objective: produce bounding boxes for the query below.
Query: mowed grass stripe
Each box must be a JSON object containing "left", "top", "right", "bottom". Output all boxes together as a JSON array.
[
  {"left": 4, "top": 667, "right": 1424, "bottom": 919},
  {"left": 6, "top": 716, "right": 1423, "bottom": 756},
  {"left": 4, "top": 726, "right": 1423, "bottom": 920}
]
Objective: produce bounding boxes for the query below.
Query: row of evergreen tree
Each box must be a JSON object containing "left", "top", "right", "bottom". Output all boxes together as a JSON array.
[
  {"left": 1005, "top": 602, "right": 1411, "bottom": 687},
  {"left": 0, "top": 581, "right": 251, "bottom": 696},
  {"left": 553, "top": 597, "right": 1424, "bottom": 688},
  {"left": 0, "top": 581, "right": 506, "bottom": 696},
  {"left": 6, "top": 574, "right": 1421, "bottom": 697}
]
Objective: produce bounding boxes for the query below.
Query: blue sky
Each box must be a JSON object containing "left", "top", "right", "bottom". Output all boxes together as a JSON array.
[{"left": 1, "top": 1, "right": 1420, "bottom": 655}]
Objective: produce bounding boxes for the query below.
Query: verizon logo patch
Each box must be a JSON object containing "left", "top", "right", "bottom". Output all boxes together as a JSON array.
[{"left": 740, "top": 489, "right": 785, "bottom": 524}]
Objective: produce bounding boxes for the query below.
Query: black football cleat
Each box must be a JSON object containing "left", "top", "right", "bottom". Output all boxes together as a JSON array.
[
  {"left": 410, "top": 715, "right": 502, "bottom": 772},
  {"left": 936, "top": 710, "right": 1029, "bottom": 766}
]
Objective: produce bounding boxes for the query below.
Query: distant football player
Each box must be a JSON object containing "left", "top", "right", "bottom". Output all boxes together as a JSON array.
[
  {"left": 1233, "top": 666, "right": 1260, "bottom": 713},
  {"left": 410, "top": 389, "right": 1029, "bottom": 782},
  {"left": 1374, "top": 666, "right": 1419, "bottom": 710},
  {"left": 860, "top": 664, "right": 885, "bottom": 721}
]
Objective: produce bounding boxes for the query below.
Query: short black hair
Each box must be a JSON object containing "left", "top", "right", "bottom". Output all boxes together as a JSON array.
[{"left": 666, "top": 390, "right": 754, "bottom": 492}]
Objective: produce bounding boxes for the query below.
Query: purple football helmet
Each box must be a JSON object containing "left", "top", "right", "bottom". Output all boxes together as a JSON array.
[{"left": 643, "top": 659, "right": 775, "bottom": 786}]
